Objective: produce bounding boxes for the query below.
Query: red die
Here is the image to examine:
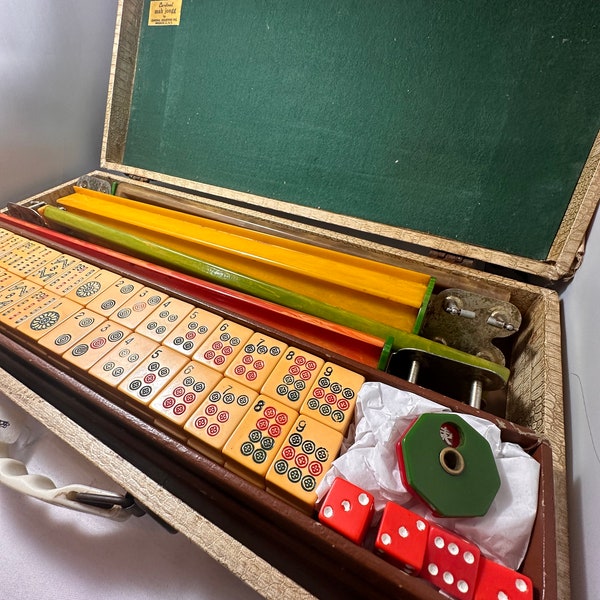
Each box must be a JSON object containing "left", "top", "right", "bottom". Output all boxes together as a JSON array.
[
  {"left": 474, "top": 557, "right": 533, "bottom": 600},
  {"left": 423, "top": 524, "right": 481, "bottom": 600},
  {"left": 374, "top": 502, "right": 429, "bottom": 575},
  {"left": 318, "top": 477, "right": 374, "bottom": 544}
]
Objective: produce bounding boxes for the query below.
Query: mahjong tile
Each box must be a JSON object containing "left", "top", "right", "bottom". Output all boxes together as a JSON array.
[
  {"left": 0, "top": 289, "right": 59, "bottom": 328},
  {"left": 38, "top": 308, "right": 107, "bottom": 353},
  {"left": 26, "top": 254, "right": 80, "bottom": 285},
  {"left": 193, "top": 319, "right": 253, "bottom": 373},
  {"left": 162, "top": 306, "right": 223, "bottom": 357},
  {"left": 62, "top": 321, "right": 132, "bottom": 371},
  {"left": 0, "top": 234, "right": 31, "bottom": 260},
  {"left": 85, "top": 277, "right": 145, "bottom": 316},
  {"left": 222, "top": 395, "right": 296, "bottom": 486},
  {"left": 43, "top": 261, "right": 100, "bottom": 296},
  {"left": 135, "top": 296, "right": 194, "bottom": 342},
  {"left": 224, "top": 332, "right": 287, "bottom": 391},
  {"left": 16, "top": 297, "right": 80, "bottom": 340},
  {"left": 1, "top": 242, "right": 59, "bottom": 276},
  {"left": 266, "top": 414, "right": 344, "bottom": 514},
  {"left": 300, "top": 362, "right": 365, "bottom": 435},
  {"left": 0, "top": 269, "right": 22, "bottom": 291},
  {"left": 260, "top": 347, "right": 324, "bottom": 409},
  {"left": 64, "top": 269, "right": 121, "bottom": 305},
  {"left": 117, "top": 345, "right": 188, "bottom": 405},
  {"left": 184, "top": 377, "right": 258, "bottom": 463},
  {"left": 108, "top": 286, "right": 167, "bottom": 329},
  {"left": 149, "top": 360, "right": 222, "bottom": 427},
  {"left": 0, "top": 279, "right": 41, "bottom": 312},
  {"left": 88, "top": 332, "right": 159, "bottom": 387}
]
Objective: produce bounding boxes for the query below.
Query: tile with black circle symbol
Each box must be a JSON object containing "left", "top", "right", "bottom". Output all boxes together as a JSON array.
[
  {"left": 135, "top": 296, "right": 195, "bottom": 342},
  {"left": 222, "top": 395, "right": 296, "bottom": 486},
  {"left": 0, "top": 289, "right": 59, "bottom": 328},
  {"left": 184, "top": 378, "right": 258, "bottom": 464},
  {"left": 162, "top": 307, "right": 223, "bottom": 357},
  {"left": 0, "top": 228, "right": 18, "bottom": 246},
  {"left": 38, "top": 308, "right": 107, "bottom": 353},
  {"left": 149, "top": 360, "right": 222, "bottom": 428},
  {"left": 224, "top": 332, "right": 288, "bottom": 391},
  {"left": 260, "top": 347, "right": 325, "bottom": 410},
  {"left": 2, "top": 242, "right": 60, "bottom": 277},
  {"left": 87, "top": 332, "right": 159, "bottom": 387},
  {"left": 62, "top": 321, "right": 132, "bottom": 371},
  {"left": 108, "top": 287, "right": 168, "bottom": 330},
  {"left": 43, "top": 261, "right": 100, "bottom": 296},
  {"left": 117, "top": 345, "right": 188, "bottom": 406},
  {"left": 26, "top": 254, "right": 80, "bottom": 286},
  {"left": 16, "top": 297, "right": 81, "bottom": 341},
  {"left": 266, "top": 414, "right": 344, "bottom": 514},
  {"left": 64, "top": 269, "right": 122, "bottom": 306},
  {"left": 85, "top": 277, "right": 146, "bottom": 316},
  {"left": 0, "top": 279, "right": 42, "bottom": 312},
  {"left": 193, "top": 319, "right": 253, "bottom": 373},
  {"left": 300, "top": 362, "right": 365, "bottom": 435},
  {"left": 0, "top": 268, "right": 22, "bottom": 292}
]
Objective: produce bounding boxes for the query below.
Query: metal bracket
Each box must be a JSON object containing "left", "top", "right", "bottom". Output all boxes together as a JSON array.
[{"left": 420, "top": 289, "right": 522, "bottom": 365}]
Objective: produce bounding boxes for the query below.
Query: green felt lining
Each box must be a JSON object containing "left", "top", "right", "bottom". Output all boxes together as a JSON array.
[{"left": 123, "top": 0, "right": 600, "bottom": 260}]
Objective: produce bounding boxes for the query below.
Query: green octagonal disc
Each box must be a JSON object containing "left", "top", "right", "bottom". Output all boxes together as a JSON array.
[{"left": 397, "top": 413, "right": 500, "bottom": 517}]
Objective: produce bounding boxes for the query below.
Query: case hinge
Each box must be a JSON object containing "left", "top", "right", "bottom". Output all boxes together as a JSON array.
[{"left": 428, "top": 250, "right": 475, "bottom": 268}]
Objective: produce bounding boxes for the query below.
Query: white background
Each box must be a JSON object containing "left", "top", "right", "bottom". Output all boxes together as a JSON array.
[{"left": 0, "top": 1, "right": 597, "bottom": 598}]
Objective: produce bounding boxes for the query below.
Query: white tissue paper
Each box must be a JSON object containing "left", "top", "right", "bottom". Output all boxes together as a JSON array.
[{"left": 316, "top": 381, "right": 540, "bottom": 570}]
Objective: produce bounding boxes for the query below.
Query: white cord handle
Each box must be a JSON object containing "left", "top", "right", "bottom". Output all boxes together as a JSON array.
[{"left": 0, "top": 405, "right": 130, "bottom": 521}]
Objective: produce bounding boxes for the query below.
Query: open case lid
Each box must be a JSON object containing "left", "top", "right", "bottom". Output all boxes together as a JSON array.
[{"left": 102, "top": 0, "right": 600, "bottom": 283}]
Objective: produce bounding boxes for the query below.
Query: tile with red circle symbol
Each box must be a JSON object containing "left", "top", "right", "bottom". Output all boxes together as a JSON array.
[
  {"left": 85, "top": 277, "right": 146, "bottom": 316},
  {"left": 0, "top": 288, "right": 60, "bottom": 328},
  {"left": 0, "top": 268, "right": 22, "bottom": 292},
  {"left": 423, "top": 523, "right": 481, "bottom": 600},
  {"left": 260, "top": 347, "right": 325, "bottom": 410},
  {"left": 86, "top": 331, "right": 158, "bottom": 386},
  {"left": 2, "top": 242, "right": 60, "bottom": 277},
  {"left": 193, "top": 319, "right": 253, "bottom": 373},
  {"left": 184, "top": 377, "right": 258, "bottom": 463},
  {"left": 64, "top": 269, "right": 121, "bottom": 306},
  {"left": 224, "top": 332, "right": 288, "bottom": 391},
  {"left": 135, "top": 296, "right": 195, "bottom": 342},
  {"left": 222, "top": 395, "right": 296, "bottom": 486},
  {"left": 148, "top": 360, "right": 222, "bottom": 427},
  {"left": 117, "top": 345, "right": 188, "bottom": 405},
  {"left": 26, "top": 253, "right": 80, "bottom": 286},
  {"left": 43, "top": 260, "right": 100, "bottom": 296},
  {"left": 15, "top": 297, "right": 81, "bottom": 340},
  {"left": 265, "top": 414, "right": 344, "bottom": 514},
  {"left": 62, "top": 321, "right": 132, "bottom": 370},
  {"left": 108, "top": 286, "right": 168, "bottom": 329},
  {"left": 299, "top": 362, "right": 365, "bottom": 435},
  {"left": 162, "top": 306, "right": 223, "bottom": 357},
  {"left": 38, "top": 307, "right": 107, "bottom": 353}
]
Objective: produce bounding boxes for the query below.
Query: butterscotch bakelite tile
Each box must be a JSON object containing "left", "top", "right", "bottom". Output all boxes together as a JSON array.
[
  {"left": 38, "top": 308, "right": 107, "bottom": 353},
  {"left": 135, "top": 296, "right": 194, "bottom": 342},
  {"left": 266, "top": 414, "right": 343, "bottom": 514},
  {"left": 85, "top": 276, "right": 145, "bottom": 316},
  {"left": 108, "top": 286, "right": 168, "bottom": 329},
  {"left": 117, "top": 345, "right": 188, "bottom": 406},
  {"left": 64, "top": 269, "right": 121, "bottom": 305},
  {"left": 193, "top": 319, "right": 253, "bottom": 373},
  {"left": 222, "top": 395, "right": 296, "bottom": 486},
  {"left": 162, "top": 306, "right": 223, "bottom": 357},
  {"left": 149, "top": 360, "right": 222, "bottom": 426},
  {"left": 225, "top": 332, "right": 288, "bottom": 391},
  {"left": 184, "top": 377, "right": 258, "bottom": 463}
]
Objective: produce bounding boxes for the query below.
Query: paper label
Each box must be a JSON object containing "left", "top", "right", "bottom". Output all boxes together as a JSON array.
[{"left": 148, "top": 0, "right": 182, "bottom": 26}]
